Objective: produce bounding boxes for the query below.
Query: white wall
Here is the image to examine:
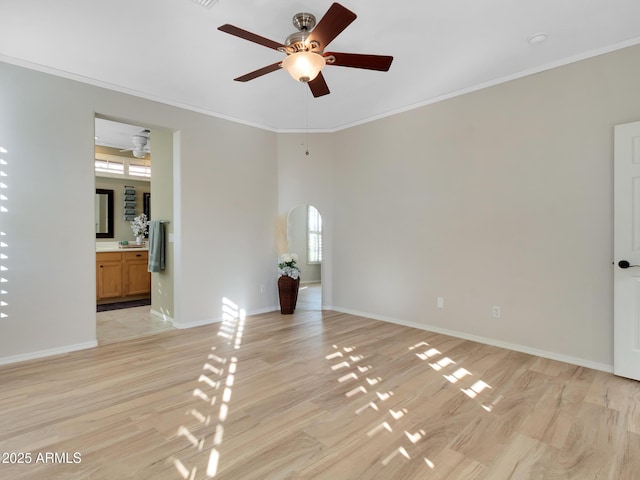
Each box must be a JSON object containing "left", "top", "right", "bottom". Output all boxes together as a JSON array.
[
  {"left": 175, "top": 118, "right": 278, "bottom": 327},
  {"left": 149, "top": 128, "right": 174, "bottom": 320},
  {"left": 4, "top": 43, "right": 640, "bottom": 369},
  {"left": 330, "top": 45, "right": 640, "bottom": 370},
  {"left": 0, "top": 61, "right": 279, "bottom": 362},
  {"left": 0, "top": 64, "right": 97, "bottom": 360}
]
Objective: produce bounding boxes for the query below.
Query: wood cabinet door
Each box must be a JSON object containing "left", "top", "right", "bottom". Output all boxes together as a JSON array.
[
  {"left": 124, "top": 252, "right": 150, "bottom": 296},
  {"left": 97, "top": 261, "right": 123, "bottom": 299}
]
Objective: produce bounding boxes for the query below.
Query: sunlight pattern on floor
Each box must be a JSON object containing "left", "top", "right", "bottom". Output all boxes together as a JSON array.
[
  {"left": 322, "top": 335, "right": 502, "bottom": 475},
  {"left": 326, "top": 343, "right": 430, "bottom": 473},
  {"left": 410, "top": 340, "right": 500, "bottom": 413},
  {"left": 172, "top": 297, "right": 245, "bottom": 479}
]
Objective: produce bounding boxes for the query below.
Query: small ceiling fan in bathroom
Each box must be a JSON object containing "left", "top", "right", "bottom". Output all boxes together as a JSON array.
[{"left": 120, "top": 129, "right": 151, "bottom": 158}]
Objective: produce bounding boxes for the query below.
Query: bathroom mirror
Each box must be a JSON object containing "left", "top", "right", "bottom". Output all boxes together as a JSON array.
[
  {"left": 143, "top": 192, "right": 151, "bottom": 220},
  {"left": 95, "top": 188, "right": 114, "bottom": 238}
]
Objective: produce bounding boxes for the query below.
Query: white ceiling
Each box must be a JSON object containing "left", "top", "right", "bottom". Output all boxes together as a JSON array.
[
  {"left": 2, "top": 0, "right": 640, "bottom": 133},
  {"left": 95, "top": 118, "right": 151, "bottom": 152}
]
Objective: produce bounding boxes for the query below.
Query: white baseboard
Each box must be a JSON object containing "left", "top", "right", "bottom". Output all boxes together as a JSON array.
[
  {"left": 150, "top": 309, "right": 175, "bottom": 324},
  {"left": 0, "top": 341, "right": 98, "bottom": 366},
  {"left": 331, "top": 306, "right": 614, "bottom": 374},
  {"left": 0, "top": 306, "right": 281, "bottom": 364},
  {"left": 172, "top": 305, "right": 280, "bottom": 330},
  {"left": 172, "top": 317, "right": 219, "bottom": 329}
]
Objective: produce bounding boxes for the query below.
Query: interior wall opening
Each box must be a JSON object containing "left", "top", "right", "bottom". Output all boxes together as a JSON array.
[
  {"left": 94, "top": 115, "right": 175, "bottom": 344},
  {"left": 287, "top": 204, "right": 322, "bottom": 310}
]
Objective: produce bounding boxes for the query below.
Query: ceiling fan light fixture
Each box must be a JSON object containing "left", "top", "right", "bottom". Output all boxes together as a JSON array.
[
  {"left": 282, "top": 52, "right": 326, "bottom": 83},
  {"left": 132, "top": 148, "right": 147, "bottom": 158}
]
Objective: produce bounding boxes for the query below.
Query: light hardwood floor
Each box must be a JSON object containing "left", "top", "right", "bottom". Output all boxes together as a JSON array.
[{"left": 1, "top": 309, "right": 639, "bottom": 479}]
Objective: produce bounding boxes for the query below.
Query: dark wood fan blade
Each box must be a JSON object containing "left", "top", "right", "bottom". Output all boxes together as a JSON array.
[
  {"left": 308, "top": 72, "right": 330, "bottom": 98},
  {"left": 218, "top": 24, "right": 284, "bottom": 51},
  {"left": 307, "top": 3, "right": 357, "bottom": 50},
  {"left": 325, "top": 52, "right": 393, "bottom": 71},
  {"left": 234, "top": 62, "right": 282, "bottom": 82}
]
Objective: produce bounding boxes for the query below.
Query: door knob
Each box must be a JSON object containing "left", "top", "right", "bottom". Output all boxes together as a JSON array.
[{"left": 618, "top": 260, "right": 640, "bottom": 268}]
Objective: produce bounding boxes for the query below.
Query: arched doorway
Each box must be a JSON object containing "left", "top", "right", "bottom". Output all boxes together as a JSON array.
[{"left": 287, "top": 204, "right": 322, "bottom": 310}]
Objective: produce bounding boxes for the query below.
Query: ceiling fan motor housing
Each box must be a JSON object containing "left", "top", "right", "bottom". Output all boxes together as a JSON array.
[
  {"left": 285, "top": 13, "right": 321, "bottom": 53},
  {"left": 131, "top": 130, "right": 150, "bottom": 157},
  {"left": 292, "top": 12, "right": 316, "bottom": 32},
  {"left": 132, "top": 135, "right": 148, "bottom": 148}
]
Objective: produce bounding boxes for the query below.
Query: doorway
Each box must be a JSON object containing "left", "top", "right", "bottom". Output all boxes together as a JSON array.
[
  {"left": 94, "top": 117, "right": 175, "bottom": 344},
  {"left": 287, "top": 204, "right": 322, "bottom": 310},
  {"left": 613, "top": 120, "right": 640, "bottom": 381}
]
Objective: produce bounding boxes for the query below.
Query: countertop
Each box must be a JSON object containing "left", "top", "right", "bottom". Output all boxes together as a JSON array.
[{"left": 96, "top": 242, "right": 148, "bottom": 252}]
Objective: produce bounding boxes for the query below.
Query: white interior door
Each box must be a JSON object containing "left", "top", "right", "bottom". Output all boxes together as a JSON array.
[{"left": 614, "top": 120, "right": 640, "bottom": 381}]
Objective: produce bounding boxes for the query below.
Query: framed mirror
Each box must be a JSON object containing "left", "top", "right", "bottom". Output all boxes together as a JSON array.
[
  {"left": 95, "top": 188, "right": 114, "bottom": 238},
  {"left": 143, "top": 192, "right": 151, "bottom": 220}
]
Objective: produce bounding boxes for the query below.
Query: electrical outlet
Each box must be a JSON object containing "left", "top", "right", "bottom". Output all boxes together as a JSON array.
[
  {"left": 492, "top": 306, "right": 501, "bottom": 318},
  {"left": 437, "top": 297, "right": 444, "bottom": 309}
]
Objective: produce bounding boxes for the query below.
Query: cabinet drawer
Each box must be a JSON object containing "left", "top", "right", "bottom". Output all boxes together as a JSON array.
[
  {"left": 97, "top": 252, "right": 122, "bottom": 262},
  {"left": 124, "top": 251, "right": 148, "bottom": 261}
]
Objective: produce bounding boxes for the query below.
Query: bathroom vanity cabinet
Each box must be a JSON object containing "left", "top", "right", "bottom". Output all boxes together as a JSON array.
[
  {"left": 123, "top": 251, "right": 151, "bottom": 296},
  {"left": 96, "top": 250, "right": 150, "bottom": 300}
]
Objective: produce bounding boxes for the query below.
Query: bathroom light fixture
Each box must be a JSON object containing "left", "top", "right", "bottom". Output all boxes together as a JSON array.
[{"left": 281, "top": 51, "right": 326, "bottom": 83}]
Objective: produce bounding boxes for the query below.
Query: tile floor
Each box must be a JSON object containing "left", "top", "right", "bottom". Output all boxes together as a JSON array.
[{"left": 96, "top": 282, "right": 321, "bottom": 344}]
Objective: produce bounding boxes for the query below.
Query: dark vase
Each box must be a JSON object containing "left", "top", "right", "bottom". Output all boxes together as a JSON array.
[{"left": 278, "top": 275, "right": 300, "bottom": 314}]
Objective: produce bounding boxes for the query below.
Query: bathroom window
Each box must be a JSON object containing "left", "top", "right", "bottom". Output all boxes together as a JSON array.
[
  {"left": 95, "top": 153, "right": 151, "bottom": 179},
  {"left": 128, "top": 158, "right": 151, "bottom": 178},
  {"left": 95, "top": 157, "right": 124, "bottom": 175},
  {"left": 307, "top": 205, "right": 322, "bottom": 264}
]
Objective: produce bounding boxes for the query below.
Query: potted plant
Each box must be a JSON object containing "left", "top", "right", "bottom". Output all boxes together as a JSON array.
[
  {"left": 278, "top": 253, "right": 300, "bottom": 314},
  {"left": 130, "top": 213, "right": 148, "bottom": 244}
]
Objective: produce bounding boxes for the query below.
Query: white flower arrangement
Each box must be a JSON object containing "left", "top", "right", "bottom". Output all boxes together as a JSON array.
[
  {"left": 278, "top": 253, "right": 300, "bottom": 279},
  {"left": 130, "top": 213, "right": 148, "bottom": 237}
]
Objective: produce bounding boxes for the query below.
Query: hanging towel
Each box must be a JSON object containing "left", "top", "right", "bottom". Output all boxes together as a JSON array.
[
  {"left": 124, "top": 195, "right": 136, "bottom": 201},
  {"left": 124, "top": 188, "right": 136, "bottom": 195},
  {"left": 147, "top": 221, "right": 165, "bottom": 272}
]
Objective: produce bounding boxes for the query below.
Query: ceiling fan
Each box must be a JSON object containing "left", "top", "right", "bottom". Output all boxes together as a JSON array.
[
  {"left": 120, "top": 129, "right": 151, "bottom": 158},
  {"left": 218, "top": 2, "right": 393, "bottom": 98}
]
